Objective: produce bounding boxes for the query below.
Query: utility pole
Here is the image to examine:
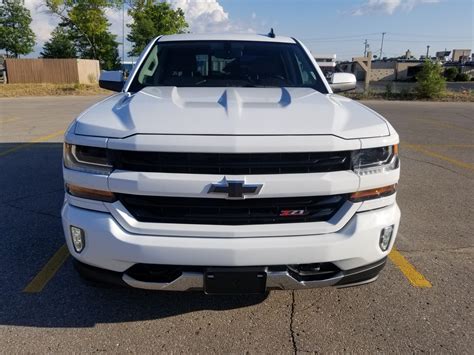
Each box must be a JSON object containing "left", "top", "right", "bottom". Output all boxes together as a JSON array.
[
  {"left": 364, "top": 39, "right": 369, "bottom": 57},
  {"left": 379, "top": 32, "right": 386, "bottom": 60},
  {"left": 122, "top": 1, "right": 125, "bottom": 68},
  {"left": 426, "top": 45, "right": 430, "bottom": 59}
]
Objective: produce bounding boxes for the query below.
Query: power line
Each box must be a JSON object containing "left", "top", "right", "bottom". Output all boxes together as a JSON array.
[
  {"left": 384, "top": 39, "right": 473, "bottom": 43},
  {"left": 303, "top": 38, "right": 380, "bottom": 43},
  {"left": 302, "top": 32, "right": 472, "bottom": 41},
  {"left": 300, "top": 32, "right": 381, "bottom": 41},
  {"left": 387, "top": 31, "right": 473, "bottom": 39}
]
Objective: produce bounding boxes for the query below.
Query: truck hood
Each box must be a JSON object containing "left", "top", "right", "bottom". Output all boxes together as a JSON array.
[{"left": 74, "top": 87, "right": 389, "bottom": 139}]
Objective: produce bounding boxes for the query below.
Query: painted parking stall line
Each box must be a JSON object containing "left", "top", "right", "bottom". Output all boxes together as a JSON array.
[
  {"left": 0, "top": 129, "right": 65, "bottom": 157},
  {"left": 403, "top": 143, "right": 474, "bottom": 172},
  {"left": 389, "top": 248, "right": 432, "bottom": 288},
  {"left": 23, "top": 244, "right": 70, "bottom": 293}
]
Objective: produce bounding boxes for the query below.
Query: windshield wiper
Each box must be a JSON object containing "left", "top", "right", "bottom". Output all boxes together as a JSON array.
[{"left": 195, "top": 79, "right": 208, "bottom": 86}]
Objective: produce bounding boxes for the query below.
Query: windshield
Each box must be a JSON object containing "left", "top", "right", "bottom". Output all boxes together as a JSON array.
[{"left": 128, "top": 40, "right": 328, "bottom": 93}]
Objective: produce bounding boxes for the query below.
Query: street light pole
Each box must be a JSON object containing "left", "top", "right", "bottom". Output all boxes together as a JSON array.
[
  {"left": 122, "top": 1, "right": 125, "bottom": 68},
  {"left": 426, "top": 45, "right": 430, "bottom": 59},
  {"left": 379, "top": 32, "right": 386, "bottom": 60}
]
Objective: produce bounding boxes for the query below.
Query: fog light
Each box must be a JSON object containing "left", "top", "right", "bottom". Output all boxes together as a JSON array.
[
  {"left": 379, "top": 225, "right": 394, "bottom": 251},
  {"left": 70, "top": 226, "right": 85, "bottom": 253}
]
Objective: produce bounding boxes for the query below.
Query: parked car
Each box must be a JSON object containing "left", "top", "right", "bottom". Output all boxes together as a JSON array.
[{"left": 62, "top": 33, "right": 400, "bottom": 294}]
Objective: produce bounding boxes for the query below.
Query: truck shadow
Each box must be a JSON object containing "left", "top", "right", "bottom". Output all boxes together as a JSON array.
[{"left": 0, "top": 143, "right": 268, "bottom": 328}]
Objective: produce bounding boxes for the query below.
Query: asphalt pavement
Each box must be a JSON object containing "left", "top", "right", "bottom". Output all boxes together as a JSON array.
[{"left": 0, "top": 96, "right": 472, "bottom": 353}]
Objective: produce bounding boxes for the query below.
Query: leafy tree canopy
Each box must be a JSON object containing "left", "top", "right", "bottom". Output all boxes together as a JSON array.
[
  {"left": 45, "top": 0, "right": 120, "bottom": 70},
  {"left": 41, "top": 27, "right": 77, "bottom": 58},
  {"left": 0, "top": 0, "right": 36, "bottom": 57},
  {"left": 127, "top": 1, "right": 188, "bottom": 57}
]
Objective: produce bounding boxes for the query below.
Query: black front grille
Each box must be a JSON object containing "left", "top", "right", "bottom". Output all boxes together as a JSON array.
[
  {"left": 110, "top": 150, "right": 351, "bottom": 175},
  {"left": 118, "top": 194, "right": 347, "bottom": 225}
]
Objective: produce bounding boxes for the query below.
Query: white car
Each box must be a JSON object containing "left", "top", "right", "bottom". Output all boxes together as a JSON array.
[{"left": 62, "top": 33, "right": 400, "bottom": 294}]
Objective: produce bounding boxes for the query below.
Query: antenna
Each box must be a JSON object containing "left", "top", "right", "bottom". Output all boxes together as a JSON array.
[{"left": 268, "top": 28, "right": 275, "bottom": 38}]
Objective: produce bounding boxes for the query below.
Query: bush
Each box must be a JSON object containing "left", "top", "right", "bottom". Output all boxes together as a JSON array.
[
  {"left": 399, "top": 88, "right": 412, "bottom": 100},
  {"left": 444, "top": 67, "right": 458, "bottom": 81},
  {"left": 455, "top": 73, "right": 470, "bottom": 82},
  {"left": 384, "top": 83, "right": 393, "bottom": 99},
  {"left": 416, "top": 61, "right": 446, "bottom": 99}
]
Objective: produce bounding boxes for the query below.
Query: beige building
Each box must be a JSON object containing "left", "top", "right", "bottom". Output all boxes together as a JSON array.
[
  {"left": 452, "top": 49, "right": 471, "bottom": 62},
  {"left": 339, "top": 60, "right": 423, "bottom": 82}
]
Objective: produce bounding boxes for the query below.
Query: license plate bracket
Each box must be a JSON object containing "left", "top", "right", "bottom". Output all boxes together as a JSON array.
[{"left": 204, "top": 267, "right": 267, "bottom": 295}]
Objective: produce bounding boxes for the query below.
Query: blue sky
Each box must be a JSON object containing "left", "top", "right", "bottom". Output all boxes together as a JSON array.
[
  {"left": 27, "top": 0, "right": 473, "bottom": 61},
  {"left": 221, "top": 0, "right": 473, "bottom": 60}
]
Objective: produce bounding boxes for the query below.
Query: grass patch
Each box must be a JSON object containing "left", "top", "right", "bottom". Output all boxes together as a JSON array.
[
  {"left": 0, "top": 83, "right": 109, "bottom": 97},
  {"left": 342, "top": 89, "right": 474, "bottom": 102}
]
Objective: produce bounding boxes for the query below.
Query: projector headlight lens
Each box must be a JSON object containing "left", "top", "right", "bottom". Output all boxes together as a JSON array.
[
  {"left": 64, "top": 144, "right": 112, "bottom": 175},
  {"left": 352, "top": 145, "right": 399, "bottom": 175}
]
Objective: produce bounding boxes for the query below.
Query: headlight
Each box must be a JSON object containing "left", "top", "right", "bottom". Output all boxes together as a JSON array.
[
  {"left": 351, "top": 145, "right": 399, "bottom": 175},
  {"left": 63, "top": 144, "right": 112, "bottom": 175}
]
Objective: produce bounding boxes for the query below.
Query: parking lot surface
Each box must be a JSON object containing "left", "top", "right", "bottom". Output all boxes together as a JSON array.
[{"left": 0, "top": 96, "right": 473, "bottom": 353}]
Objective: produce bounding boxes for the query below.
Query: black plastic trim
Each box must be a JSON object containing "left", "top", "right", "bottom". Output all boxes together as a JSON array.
[
  {"left": 118, "top": 194, "right": 348, "bottom": 225},
  {"left": 109, "top": 150, "right": 351, "bottom": 175},
  {"left": 73, "top": 259, "right": 129, "bottom": 288},
  {"left": 336, "top": 257, "right": 387, "bottom": 286}
]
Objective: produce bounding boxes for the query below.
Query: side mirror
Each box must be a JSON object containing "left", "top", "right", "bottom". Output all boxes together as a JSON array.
[
  {"left": 99, "top": 71, "right": 125, "bottom": 92},
  {"left": 329, "top": 73, "right": 357, "bottom": 93}
]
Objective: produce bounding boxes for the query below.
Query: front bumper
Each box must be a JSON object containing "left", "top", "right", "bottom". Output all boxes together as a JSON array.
[
  {"left": 62, "top": 201, "right": 400, "bottom": 290},
  {"left": 74, "top": 257, "right": 387, "bottom": 291}
]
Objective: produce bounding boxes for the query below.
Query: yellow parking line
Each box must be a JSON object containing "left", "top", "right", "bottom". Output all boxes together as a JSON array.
[
  {"left": 416, "top": 144, "right": 474, "bottom": 148},
  {"left": 403, "top": 143, "right": 474, "bottom": 172},
  {"left": 415, "top": 118, "right": 474, "bottom": 132},
  {"left": 0, "top": 129, "right": 65, "bottom": 157},
  {"left": 389, "top": 248, "right": 432, "bottom": 288},
  {"left": 23, "top": 244, "right": 70, "bottom": 293},
  {"left": 0, "top": 117, "right": 20, "bottom": 124}
]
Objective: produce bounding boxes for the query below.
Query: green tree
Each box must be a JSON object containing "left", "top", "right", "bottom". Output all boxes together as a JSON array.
[
  {"left": 416, "top": 61, "right": 446, "bottom": 99},
  {"left": 443, "top": 67, "right": 458, "bottom": 82},
  {"left": 127, "top": 0, "right": 188, "bottom": 57},
  {"left": 455, "top": 72, "right": 470, "bottom": 82},
  {"left": 41, "top": 27, "right": 77, "bottom": 58},
  {"left": 45, "top": 0, "right": 120, "bottom": 70},
  {"left": 0, "top": 0, "right": 35, "bottom": 57}
]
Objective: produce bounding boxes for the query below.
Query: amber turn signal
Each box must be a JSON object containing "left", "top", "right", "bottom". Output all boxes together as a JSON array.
[
  {"left": 66, "top": 184, "right": 117, "bottom": 202},
  {"left": 350, "top": 184, "right": 397, "bottom": 202}
]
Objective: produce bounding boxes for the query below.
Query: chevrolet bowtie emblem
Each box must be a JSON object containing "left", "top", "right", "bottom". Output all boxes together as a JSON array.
[{"left": 208, "top": 178, "right": 263, "bottom": 199}]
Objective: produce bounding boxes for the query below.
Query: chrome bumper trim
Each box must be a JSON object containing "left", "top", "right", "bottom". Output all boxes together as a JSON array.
[
  {"left": 122, "top": 272, "right": 203, "bottom": 291},
  {"left": 122, "top": 270, "right": 344, "bottom": 291}
]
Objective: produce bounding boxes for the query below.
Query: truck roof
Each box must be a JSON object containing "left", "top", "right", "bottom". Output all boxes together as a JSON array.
[{"left": 157, "top": 33, "right": 296, "bottom": 44}]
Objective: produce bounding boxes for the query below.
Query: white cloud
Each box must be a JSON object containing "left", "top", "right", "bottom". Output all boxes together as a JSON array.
[
  {"left": 25, "top": 0, "right": 58, "bottom": 53},
  {"left": 353, "top": 0, "right": 440, "bottom": 15},
  {"left": 168, "top": 0, "right": 254, "bottom": 33},
  {"left": 26, "top": 0, "right": 254, "bottom": 58}
]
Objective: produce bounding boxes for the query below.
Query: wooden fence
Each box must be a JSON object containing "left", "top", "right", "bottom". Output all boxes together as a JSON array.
[{"left": 4, "top": 58, "right": 100, "bottom": 84}]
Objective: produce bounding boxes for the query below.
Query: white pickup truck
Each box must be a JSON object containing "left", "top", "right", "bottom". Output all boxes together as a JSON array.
[{"left": 62, "top": 33, "right": 400, "bottom": 294}]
